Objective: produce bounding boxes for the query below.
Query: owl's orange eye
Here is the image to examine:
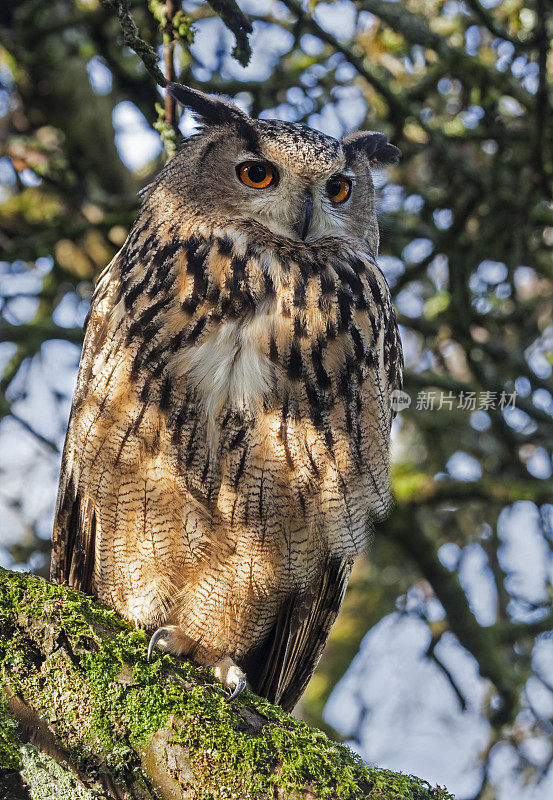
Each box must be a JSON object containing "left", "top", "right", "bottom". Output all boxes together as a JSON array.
[
  {"left": 326, "top": 176, "right": 352, "bottom": 204},
  {"left": 237, "top": 161, "right": 276, "bottom": 189}
]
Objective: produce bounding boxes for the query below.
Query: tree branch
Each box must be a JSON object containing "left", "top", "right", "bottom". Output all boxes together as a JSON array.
[
  {"left": 386, "top": 509, "right": 521, "bottom": 726},
  {"left": 163, "top": 0, "right": 178, "bottom": 124},
  {"left": 206, "top": 0, "right": 253, "bottom": 67},
  {"left": 0, "top": 568, "right": 455, "bottom": 800},
  {"left": 100, "top": 0, "right": 168, "bottom": 87},
  {"left": 0, "top": 320, "right": 83, "bottom": 347},
  {"left": 463, "top": 0, "right": 536, "bottom": 47}
]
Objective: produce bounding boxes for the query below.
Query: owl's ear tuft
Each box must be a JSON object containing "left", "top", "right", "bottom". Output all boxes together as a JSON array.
[
  {"left": 343, "top": 131, "right": 401, "bottom": 166},
  {"left": 167, "top": 83, "right": 259, "bottom": 150},
  {"left": 168, "top": 83, "right": 247, "bottom": 127}
]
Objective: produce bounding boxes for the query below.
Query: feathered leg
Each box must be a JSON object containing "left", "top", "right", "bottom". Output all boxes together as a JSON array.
[{"left": 147, "top": 625, "right": 247, "bottom": 701}]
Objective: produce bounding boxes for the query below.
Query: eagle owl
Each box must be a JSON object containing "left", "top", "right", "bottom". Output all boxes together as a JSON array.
[{"left": 51, "top": 84, "right": 403, "bottom": 711}]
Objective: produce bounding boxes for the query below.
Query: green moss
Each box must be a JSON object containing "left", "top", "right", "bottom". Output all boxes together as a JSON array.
[
  {"left": 0, "top": 692, "right": 21, "bottom": 770},
  {"left": 0, "top": 568, "right": 455, "bottom": 799}
]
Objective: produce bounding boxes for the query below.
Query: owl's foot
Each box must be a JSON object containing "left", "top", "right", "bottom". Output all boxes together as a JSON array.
[
  {"left": 213, "top": 656, "right": 248, "bottom": 702},
  {"left": 147, "top": 628, "right": 247, "bottom": 702},
  {"left": 147, "top": 625, "right": 188, "bottom": 660}
]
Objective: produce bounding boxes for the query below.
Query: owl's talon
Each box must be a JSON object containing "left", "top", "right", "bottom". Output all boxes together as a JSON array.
[
  {"left": 147, "top": 627, "right": 170, "bottom": 662},
  {"left": 226, "top": 676, "right": 247, "bottom": 703},
  {"left": 213, "top": 656, "right": 248, "bottom": 703}
]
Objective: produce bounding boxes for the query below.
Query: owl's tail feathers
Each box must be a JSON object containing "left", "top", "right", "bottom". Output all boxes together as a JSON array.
[{"left": 147, "top": 626, "right": 247, "bottom": 702}]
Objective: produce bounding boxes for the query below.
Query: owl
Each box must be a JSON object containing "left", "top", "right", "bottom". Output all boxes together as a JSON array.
[{"left": 51, "top": 83, "right": 403, "bottom": 710}]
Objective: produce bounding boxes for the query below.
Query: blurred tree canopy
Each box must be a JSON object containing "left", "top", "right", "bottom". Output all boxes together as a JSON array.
[{"left": 1, "top": 0, "right": 552, "bottom": 797}]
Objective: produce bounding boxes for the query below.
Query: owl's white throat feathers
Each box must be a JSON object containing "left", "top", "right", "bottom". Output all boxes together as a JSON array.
[{"left": 171, "top": 311, "right": 275, "bottom": 440}]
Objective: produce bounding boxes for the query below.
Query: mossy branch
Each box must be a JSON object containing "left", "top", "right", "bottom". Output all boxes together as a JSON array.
[
  {"left": 0, "top": 568, "right": 455, "bottom": 800},
  {"left": 100, "top": 0, "right": 168, "bottom": 87},
  {"left": 100, "top": 0, "right": 252, "bottom": 85},
  {"left": 205, "top": 0, "right": 252, "bottom": 66}
]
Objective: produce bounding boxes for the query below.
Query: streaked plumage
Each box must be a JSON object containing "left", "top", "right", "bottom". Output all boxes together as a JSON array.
[{"left": 51, "top": 84, "right": 402, "bottom": 710}]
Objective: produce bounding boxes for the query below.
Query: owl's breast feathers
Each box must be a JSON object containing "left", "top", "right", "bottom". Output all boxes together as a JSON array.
[{"left": 51, "top": 214, "right": 402, "bottom": 709}]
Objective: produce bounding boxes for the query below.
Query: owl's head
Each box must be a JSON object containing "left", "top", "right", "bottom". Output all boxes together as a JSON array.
[{"left": 152, "top": 83, "right": 399, "bottom": 252}]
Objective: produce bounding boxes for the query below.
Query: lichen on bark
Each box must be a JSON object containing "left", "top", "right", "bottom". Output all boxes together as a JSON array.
[{"left": 0, "top": 568, "right": 455, "bottom": 800}]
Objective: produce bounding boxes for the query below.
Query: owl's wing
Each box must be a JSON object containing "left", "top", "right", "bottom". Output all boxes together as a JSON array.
[
  {"left": 52, "top": 475, "right": 97, "bottom": 591},
  {"left": 245, "top": 558, "right": 351, "bottom": 712},
  {"left": 245, "top": 267, "right": 401, "bottom": 710},
  {"left": 370, "top": 262, "right": 403, "bottom": 426},
  {"left": 383, "top": 307, "right": 404, "bottom": 416},
  {"left": 50, "top": 266, "right": 114, "bottom": 590}
]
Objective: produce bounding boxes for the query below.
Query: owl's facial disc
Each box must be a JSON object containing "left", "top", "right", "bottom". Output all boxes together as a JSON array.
[
  {"left": 163, "top": 83, "right": 399, "bottom": 250},
  {"left": 230, "top": 148, "right": 359, "bottom": 243}
]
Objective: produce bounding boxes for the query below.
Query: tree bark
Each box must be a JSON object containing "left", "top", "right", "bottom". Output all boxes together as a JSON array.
[{"left": 0, "top": 568, "right": 454, "bottom": 800}]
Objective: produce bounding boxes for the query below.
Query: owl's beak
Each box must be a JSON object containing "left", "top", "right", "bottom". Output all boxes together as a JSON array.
[{"left": 299, "top": 193, "right": 313, "bottom": 241}]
